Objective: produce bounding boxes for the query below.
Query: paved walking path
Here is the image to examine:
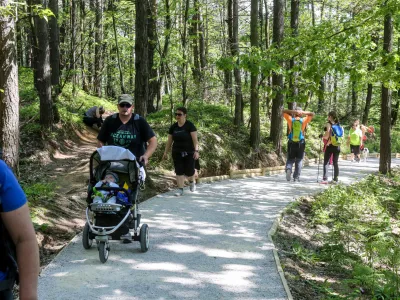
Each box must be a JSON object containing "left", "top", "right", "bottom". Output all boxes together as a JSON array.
[{"left": 38, "top": 158, "right": 400, "bottom": 300}]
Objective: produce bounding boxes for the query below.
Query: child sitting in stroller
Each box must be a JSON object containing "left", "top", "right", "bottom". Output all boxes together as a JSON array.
[{"left": 93, "top": 171, "right": 120, "bottom": 204}]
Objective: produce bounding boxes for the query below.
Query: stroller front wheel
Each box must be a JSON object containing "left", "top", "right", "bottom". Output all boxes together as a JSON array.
[
  {"left": 99, "top": 241, "right": 109, "bottom": 263},
  {"left": 82, "top": 222, "right": 93, "bottom": 249},
  {"left": 140, "top": 224, "right": 149, "bottom": 252}
]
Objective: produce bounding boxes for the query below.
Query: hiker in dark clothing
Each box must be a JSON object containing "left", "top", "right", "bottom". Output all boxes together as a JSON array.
[{"left": 83, "top": 106, "right": 105, "bottom": 128}]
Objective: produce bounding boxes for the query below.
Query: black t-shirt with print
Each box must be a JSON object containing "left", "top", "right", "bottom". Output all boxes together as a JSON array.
[
  {"left": 97, "top": 114, "right": 155, "bottom": 157},
  {"left": 168, "top": 120, "right": 197, "bottom": 153}
]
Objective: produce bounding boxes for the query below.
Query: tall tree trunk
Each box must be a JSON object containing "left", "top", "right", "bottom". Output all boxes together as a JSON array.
[
  {"left": 70, "top": 0, "right": 77, "bottom": 96},
  {"left": 34, "top": 0, "right": 53, "bottom": 128},
  {"left": 88, "top": 0, "right": 95, "bottom": 92},
  {"left": 351, "top": 81, "right": 357, "bottom": 117},
  {"left": 289, "top": 0, "right": 299, "bottom": 110},
  {"left": 190, "top": 1, "right": 201, "bottom": 86},
  {"left": 94, "top": 0, "right": 103, "bottom": 97},
  {"left": 147, "top": 0, "right": 157, "bottom": 113},
  {"left": 333, "top": 73, "right": 338, "bottom": 111},
  {"left": 181, "top": 0, "right": 190, "bottom": 106},
  {"left": 49, "top": 0, "right": 60, "bottom": 122},
  {"left": 111, "top": 0, "right": 125, "bottom": 94},
  {"left": 156, "top": 0, "right": 171, "bottom": 111},
  {"left": 250, "top": 0, "right": 260, "bottom": 150},
  {"left": 80, "top": 0, "right": 89, "bottom": 93},
  {"left": 380, "top": 10, "right": 392, "bottom": 175},
  {"left": 224, "top": 0, "right": 232, "bottom": 106},
  {"left": 363, "top": 34, "right": 379, "bottom": 125},
  {"left": 0, "top": 0, "right": 20, "bottom": 169},
  {"left": 270, "top": 0, "right": 284, "bottom": 154},
  {"left": 363, "top": 83, "right": 373, "bottom": 125},
  {"left": 317, "top": 76, "right": 325, "bottom": 113},
  {"left": 135, "top": 0, "right": 148, "bottom": 116},
  {"left": 232, "top": 0, "right": 242, "bottom": 125}
]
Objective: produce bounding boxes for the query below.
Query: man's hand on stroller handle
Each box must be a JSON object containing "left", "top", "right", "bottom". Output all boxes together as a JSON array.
[{"left": 139, "top": 154, "right": 148, "bottom": 166}]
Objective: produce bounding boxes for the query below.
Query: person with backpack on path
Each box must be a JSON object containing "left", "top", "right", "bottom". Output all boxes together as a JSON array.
[
  {"left": 0, "top": 160, "right": 39, "bottom": 300},
  {"left": 282, "top": 107, "right": 315, "bottom": 182},
  {"left": 321, "top": 111, "right": 343, "bottom": 184},
  {"left": 347, "top": 119, "right": 365, "bottom": 163},
  {"left": 97, "top": 94, "right": 158, "bottom": 166},
  {"left": 83, "top": 106, "right": 105, "bottom": 129},
  {"left": 163, "top": 107, "right": 199, "bottom": 196}
]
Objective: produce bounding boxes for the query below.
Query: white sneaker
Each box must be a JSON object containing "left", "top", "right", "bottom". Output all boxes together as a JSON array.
[
  {"left": 189, "top": 181, "right": 196, "bottom": 192},
  {"left": 174, "top": 188, "right": 184, "bottom": 197}
]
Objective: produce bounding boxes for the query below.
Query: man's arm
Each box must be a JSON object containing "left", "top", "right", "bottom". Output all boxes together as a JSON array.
[
  {"left": 2, "top": 204, "right": 39, "bottom": 300},
  {"left": 140, "top": 136, "right": 157, "bottom": 165}
]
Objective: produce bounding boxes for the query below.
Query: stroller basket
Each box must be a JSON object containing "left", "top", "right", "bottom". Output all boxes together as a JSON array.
[{"left": 90, "top": 203, "right": 123, "bottom": 212}]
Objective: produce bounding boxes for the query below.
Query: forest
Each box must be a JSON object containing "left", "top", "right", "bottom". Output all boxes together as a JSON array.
[{"left": 1, "top": 0, "right": 400, "bottom": 171}]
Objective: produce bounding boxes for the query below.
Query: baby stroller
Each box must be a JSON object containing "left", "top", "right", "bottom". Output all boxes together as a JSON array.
[{"left": 82, "top": 146, "right": 149, "bottom": 263}]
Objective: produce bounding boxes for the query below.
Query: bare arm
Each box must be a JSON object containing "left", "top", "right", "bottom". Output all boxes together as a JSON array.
[
  {"left": 323, "top": 123, "right": 331, "bottom": 143},
  {"left": 140, "top": 136, "right": 158, "bottom": 165},
  {"left": 282, "top": 109, "right": 315, "bottom": 117},
  {"left": 162, "top": 135, "right": 173, "bottom": 160},
  {"left": 1, "top": 204, "right": 39, "bottom": 300},
  {"left": 190, "top": 131, "right": 199, "bottom": 160}
]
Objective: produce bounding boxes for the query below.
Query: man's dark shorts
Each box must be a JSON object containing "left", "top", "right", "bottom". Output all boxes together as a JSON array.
[
  {"left": 172, "top": 152, "right": 195, "bottom": 177},
  {"left": 350, "top": 144, "right": 361, "bottom": 156},
  {"left": 287, "top": 140, "right": 305, "bottom": 160}
]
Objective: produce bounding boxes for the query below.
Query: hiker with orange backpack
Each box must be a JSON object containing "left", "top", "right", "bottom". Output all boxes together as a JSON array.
[{"left": 283, "top": 107, "right": 315, "bottom": 182}]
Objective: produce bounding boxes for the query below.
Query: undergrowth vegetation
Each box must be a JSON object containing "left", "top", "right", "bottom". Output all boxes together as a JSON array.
[{"left": 276, "top": 169, "right": 400, "bottom": 299}]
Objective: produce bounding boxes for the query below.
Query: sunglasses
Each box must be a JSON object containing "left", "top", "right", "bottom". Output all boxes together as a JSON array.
[
  {"left": 175, "top": 113, "right": 183, "bottom": 116},
  {"left": 119, "top": 103, "right": 132, "bottom": 108}
]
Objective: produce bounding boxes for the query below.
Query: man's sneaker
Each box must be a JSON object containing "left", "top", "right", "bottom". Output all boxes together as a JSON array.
[
  {"left": 174, "top": 188, "right": 184, "bottom": 197},
  {"left": 121, "top": 232, "right": 132, "bottom": 244},
  {"left": 189, "top": 181, "right": 196, "bottom": 192},
  {"left": 286, "top": 169, "right": 292, "bottom": 181},
  {"left": 294, "top": 177, "right": 300, "bottom": 182}
]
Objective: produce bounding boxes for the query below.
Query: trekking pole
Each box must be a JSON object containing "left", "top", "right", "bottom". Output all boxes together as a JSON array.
[{"left": 317, "top": 137, "right": 322, "bottom": 182}]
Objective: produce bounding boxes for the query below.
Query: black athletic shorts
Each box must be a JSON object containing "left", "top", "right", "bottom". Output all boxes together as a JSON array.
[
  {"left": 172, "top": 151, "right": 195, "bottom": 176},
  {"left": 350, "top": 144, "right": 361, "bottom": 155}
]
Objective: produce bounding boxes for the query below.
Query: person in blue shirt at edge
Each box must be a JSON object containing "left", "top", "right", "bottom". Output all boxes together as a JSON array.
[
  {"left": 0, "top": 160, "right": 40, "bottom": 300},
  {"left": 282, "top": 106, "right": 315, "bottom": 182}
]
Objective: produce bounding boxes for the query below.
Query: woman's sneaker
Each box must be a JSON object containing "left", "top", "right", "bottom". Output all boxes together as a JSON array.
[
  {"left": 320, "top": 177, "right": 328, "bottom": 184},
  {"left": 175, "top": 188, "right": 184, "bottom": 197},
  {"left": 189, "top": 181, "right": 196, "bottom": 192}
]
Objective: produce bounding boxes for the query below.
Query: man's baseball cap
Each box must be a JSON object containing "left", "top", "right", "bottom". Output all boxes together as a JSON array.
[{"left": 118, "top": 94, "right": 134, "bottom": 105}]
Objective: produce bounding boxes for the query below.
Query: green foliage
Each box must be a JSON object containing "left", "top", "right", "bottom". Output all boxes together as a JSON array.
[
  {"left": 21, "top": 181, "right": 56, "bottom": 205},
  {"left": 290, "top": 172, "right": 400, "bottom": 299}
]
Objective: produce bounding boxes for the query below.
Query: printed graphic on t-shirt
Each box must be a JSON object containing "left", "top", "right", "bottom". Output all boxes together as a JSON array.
[{"left": 111, "top": 130, "right": 136, "bottom": 148}]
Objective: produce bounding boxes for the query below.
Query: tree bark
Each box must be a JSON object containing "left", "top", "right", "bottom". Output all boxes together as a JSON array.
[
  {"left": 0, "top": 0, "right": 20, "bottom": 169},
  {"left": 270, "top": 0, "right": 284, "bottom": 154},
  {"left": 379, "top": 11, "right": 392, "bottom": 175},
  {"left": 147, "top": 0, "right": 157, "bottom": 113},
  {"left": 94, "top": 0, "right": 103, "bottom": 97},
  {"left": 49, "top": 0, "right": 60, "bottom": 122},
  {"left": 289, "top": 0, "right": 299, "bottom": 109},
  {"left": 111, "top": 0, "right": 125, "bottom": 94},
  {"left": 135, "top": 0, "right": 148, "bottom": 116},
  {"left": 351, "top": 81, "right": 357, "bottom": 117},
  {"left": 250, "top": 0, "right": 260, "bottom": 150},
  {"left": 70, "top": 0, "right": 77, "bottom": 95},
  {"left": 232, "top": 0, "right": 242, "bottom": 125},
  {"left": 34, "top": 0, "right": 53, "bottom": 128}
]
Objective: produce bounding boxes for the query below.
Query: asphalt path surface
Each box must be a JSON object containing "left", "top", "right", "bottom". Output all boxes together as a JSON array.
[{"left": 38, "top": 158, "right": 400, "bottom": 300}]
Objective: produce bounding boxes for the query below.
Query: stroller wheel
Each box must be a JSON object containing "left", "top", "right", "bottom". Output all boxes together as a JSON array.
[
  {"left": 82, "top": 222, "right": 93, "bottom": 249},
  {"left": 99, "top": 241, "right": 109, "bottom": 263},
  {"left": 140, "top": 224, "right": 149, "bottom": 253}
]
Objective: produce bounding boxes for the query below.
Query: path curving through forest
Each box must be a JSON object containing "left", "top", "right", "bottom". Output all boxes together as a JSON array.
[{"left": 38, "top": 157, "right": 400, "bottom": 300}]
